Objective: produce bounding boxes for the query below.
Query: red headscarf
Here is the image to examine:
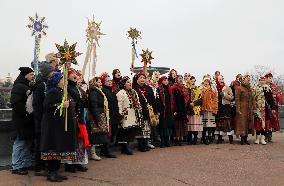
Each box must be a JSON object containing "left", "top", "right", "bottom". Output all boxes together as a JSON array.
[
  {"left": 100, "top": 72, "right": 111, "bottom": 85},
  {"left": 68, "top": 68, "right": 77, "bottom": 77},
  {"left": 158, "top": 76, "right": 168, "bottom": 85},
  {"left": 264, "top": 72, "right": 273, "bottom": 78}
]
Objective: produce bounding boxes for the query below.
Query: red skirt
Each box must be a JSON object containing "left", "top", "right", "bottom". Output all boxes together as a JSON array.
[
  {"left": 271, "top": 110, "right": 280, "bottom": 131},
  {"left": 254, "top": 119, "right": 271, "bottom": 131}
]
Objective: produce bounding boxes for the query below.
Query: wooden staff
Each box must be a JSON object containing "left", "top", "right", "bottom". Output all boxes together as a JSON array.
[{"left": 64, "top": 63, "right": 68, "bottom": 131}]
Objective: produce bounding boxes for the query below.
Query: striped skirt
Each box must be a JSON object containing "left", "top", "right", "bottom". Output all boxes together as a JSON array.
[
  {"left": 202, "top": 111, "right": 216, "bottom": 128},
  {"left": 187, "top": 115, "right": 203, "bottom": 132}
]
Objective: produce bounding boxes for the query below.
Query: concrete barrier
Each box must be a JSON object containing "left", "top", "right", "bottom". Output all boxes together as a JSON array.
[{"left": 0, "top": 109, "right": 13, "bottom": 167}]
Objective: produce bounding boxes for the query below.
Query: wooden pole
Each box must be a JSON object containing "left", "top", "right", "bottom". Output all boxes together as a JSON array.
[
  {"left": 144, "top": 61, "right": 147, "bottom": 75},
  {"left": 64, "top": 63, "right": 68, "bottom": 131}
]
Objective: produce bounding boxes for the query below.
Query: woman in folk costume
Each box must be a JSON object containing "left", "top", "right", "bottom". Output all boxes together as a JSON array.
[
  {"left": 40, "top": 72, "right": 76, "bottom": 182},
  {"left": 132, "top": 72, "right": 157, "bottom": 151},
  {"left": 62, "top": 69, "right": 89, "bottom": 173},
  {"left": 264, "top": 72, "right": 282, "bottom": 142},
  {"left": 185, "top": 76, "right": 203, "bottom": 145},
  {"left": 171, "top": 75, "right": 187, "bottom": 145},
  {"left": 200, "top": 75, "right": 218, "bottom": 145},
  {"left": 116, "top": 76, "right": 142, "bottom": 154},
  {"left": 88, "top": 77, "right": 117, "bottom": 160},
  {"left": 168, "top": 69, "right": 178, "bottom": 86},
  {"left": 112, "top": 69, "right": 122, "bottom": 94},
  {"left": 157, "top": 76, "right": 174, "bottom": 147},
  {"left": 101, "top": 73, "right": 120, "bottom": 144},
  {"left": 235, "top": 75, "right": 254, "bottom": 145},
  {"left": 230, "top": 74, "right": 242, "bottom": 135},
  {"left": 253, "top": 77, "right": 276, "bottom": 145},
  {"left": 215, "top": 75, "right": 234, "bottom": 144},
  {"left": 148, "top": 71, "right": 161, "bottom": 145}
]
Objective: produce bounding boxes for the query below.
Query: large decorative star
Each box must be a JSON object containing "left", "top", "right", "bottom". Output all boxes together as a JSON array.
[
  {"left": 127, "top": 27, "right": 141, "bottom": 44},
  {"left": 55, "top": 40, "right": 82, "bottom": 66},
  {"left": 140, "top": 48, "right": 154, "bottom": 65},
  {"left": 27, "top": 13, "right": 48, "bottom": 38},
  {"left": 86, "top": 15, "right": 105, "bottom": 46}
]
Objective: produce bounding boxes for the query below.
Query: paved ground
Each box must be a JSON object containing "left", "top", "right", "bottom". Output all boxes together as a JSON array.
[{"left": 0, "top": 132, "right": 284, "bottom": 186}]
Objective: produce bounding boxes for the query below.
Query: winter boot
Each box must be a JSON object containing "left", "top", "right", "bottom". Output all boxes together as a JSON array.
[
  {"left": 260, "top": 135, "right": 267, "bottom": 145},
  {"left": 254, "top": 135, "right": 260, "bottom": 144},
  {"left": 90, "top": 146, "right": 101, "bottom": 161}
]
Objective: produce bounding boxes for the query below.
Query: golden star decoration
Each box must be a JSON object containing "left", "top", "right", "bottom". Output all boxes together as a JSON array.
[
  {"left": 55, "top": 40, "right": 82, "bottom": 66},
  {"left": 140, "top": 48, "right": 154, "bottom": 65},
  {"left": 86, "top": 15, "right": 105, "bottom": 46},
  {"left": 127, "top": 27, "right": 141, "bottom": 43}
]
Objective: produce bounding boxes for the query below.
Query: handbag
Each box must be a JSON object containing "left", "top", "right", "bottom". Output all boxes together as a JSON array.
[
  {"left": 147, "top": 103, "right": 158, "bottom": 127},
  {"left": 89, "top": 112, "right": 109, "bottom": 134},
  {"left": 141, "top": 93, "right": 158, "bottom": 127}
]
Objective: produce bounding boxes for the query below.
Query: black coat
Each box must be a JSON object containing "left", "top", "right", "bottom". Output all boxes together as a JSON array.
[
  {"left": 68, "top": 80, "right": 88, "bottom": 124},
  {"left": 263, "top": 86, "right": 276, "bottom": 120},
  {"left": 171, "top": 84, "right": 187, "bottom": 121},
  {"left": 102, "top": 86, "right": 120, "bottom": 135},
  {"left": 88, "top": 86, "right": 105, "bottom": 122},
  {"left": 88, "top": 85, "right": 110, "bottom": 145},
  {"left": 133, "top": 85, "right": 157, "bottom": 121},
  {"left": 10, "top": 75, "right": 35, "bottom": 140},
  {"left": 158, "top": 85, "right": 174, "bottom": 129},
  {"left": 40, "top": 87, "right": 77, "bottom": 152},
  {"left": 32, "top": 75, "right": 47, "bottom": 135}
]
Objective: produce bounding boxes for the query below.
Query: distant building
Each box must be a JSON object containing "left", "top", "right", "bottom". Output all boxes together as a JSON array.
[{"left": 131, "top": 66, "right": 170, "bottom": 76}]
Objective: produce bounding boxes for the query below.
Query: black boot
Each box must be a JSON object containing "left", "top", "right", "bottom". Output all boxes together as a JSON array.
[
  {"left": 244, "top": 136, "right": 250, "bottom": 145},
  {"left": 217, "top": 135, "right": 223, "bottom": 144},
  {"left": 47, "top": 171, "right": 63, "bottom": 182},
  {"left": 138, "top": 139, "right": 146, "bottom": 152},
  {"left": 240, "top": 136, "right": 245, "bottom": 145},
  {"left": 187, "top": 133, "right": 192, "bottom": 145},
  {"left": 121, "top": 143, "right": 134, "bottom": 155},
  {"left": 65, "top": 164, "right": 76, "bottom": 173},
  {"left": 75, "top": 164, "right": 88, "bottom": 172},
  {"left": 160, "top": 137, "right": 165, "bottom": 148},
  {"left": 204, "top": 137, "right": 209, "bottom": 145},
  {"left": 201, "top": 130, "right": 206, "bottom": 144},
  {"left": 11, "top": 168, "right": 28, "bottom": 175},
  {"left": 144, "top": 139, "right": 151, "bottom": 151},
  {"left": 229, "top": 135, "right": 233, "bottom": 144},
  {"left": 101, "top": 145, "right": 117, "bottom": 158},
  {"left": 268, "top": 131, "right": 272, "bottom": 142},
  {"left": 164, "top": 136, "right": 171, "bottom": 147},
  {"left": 192, "top": 133, "right": 198, "bottom": 145},
  {"left": 209, "top": 129, "right": 215, "bottom": 143}
]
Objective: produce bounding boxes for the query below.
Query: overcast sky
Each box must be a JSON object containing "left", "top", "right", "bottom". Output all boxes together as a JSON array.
[{"left": 1, "top": 0, "right": 284, "bottom": 84}]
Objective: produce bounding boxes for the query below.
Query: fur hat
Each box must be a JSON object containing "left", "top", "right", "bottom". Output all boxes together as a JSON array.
[
  {"left": 45, "top": 53, "right": 58, "bottom": 63},
  {"left": 203, "top": 75, "right": 211, "bottom": 83},
  {"left": 39, "top": 61, "right": 54, "bottom": 78},
  {"left": 19, "top": 67, "right": 34, "bottom": 76}
]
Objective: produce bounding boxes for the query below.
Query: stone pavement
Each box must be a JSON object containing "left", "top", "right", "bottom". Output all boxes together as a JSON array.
[{"left": 0, "top": 132, "right": 284, "bottom": 186}]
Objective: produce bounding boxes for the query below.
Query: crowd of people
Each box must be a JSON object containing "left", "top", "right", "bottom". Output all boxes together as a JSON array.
[{"left": 10, "top": 53, "right": 282, "bottom": 182}]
